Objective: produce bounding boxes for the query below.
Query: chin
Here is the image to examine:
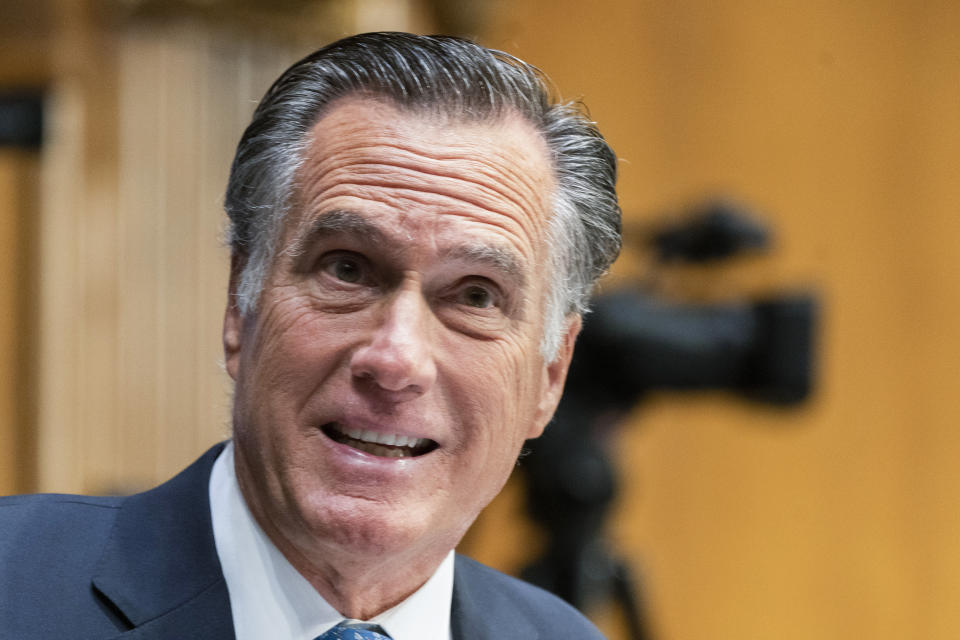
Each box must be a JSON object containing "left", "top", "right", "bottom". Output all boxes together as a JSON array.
[{"left": 299, "top": 495, "right": 436, "bottom": 559}]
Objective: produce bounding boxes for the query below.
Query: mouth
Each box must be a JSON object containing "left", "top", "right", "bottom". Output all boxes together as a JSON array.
[{"left": 321, "top": 422, "right": 438, "bottom": 459}]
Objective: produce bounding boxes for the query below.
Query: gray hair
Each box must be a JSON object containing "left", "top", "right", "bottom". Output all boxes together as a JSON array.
[{"left": 225, "top": 32, "right": 621, "bottom": 360}]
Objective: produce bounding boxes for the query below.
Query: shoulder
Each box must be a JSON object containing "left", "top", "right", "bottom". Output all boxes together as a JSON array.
[
  {"left": 0, "top": 492, "right": 122, "bottom": 572},
  {"left": 0, "top": 492, "right": 122, "bottom": 540},
  {"left": 0, "top": 445, "right": 226, "bottom": 638},
  {"left": 0, "top": 491, "right": 122, "bottom": 510},
  {"left": 453, "top": 554, "right": 606, "bottom": 639},
  {"left": 0, "top": 493, "right": 127, "bottom": 635}
]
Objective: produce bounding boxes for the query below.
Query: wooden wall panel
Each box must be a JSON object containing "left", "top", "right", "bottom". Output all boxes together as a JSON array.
[
  {"left": 35, "top": 16, "right": 325, "bottom": 494},
  {"left": 0, "top": 155, "right": 21, "bottom": 494},
  {"left": 0, "top": 152, "right": 38, "bottom": 495}
]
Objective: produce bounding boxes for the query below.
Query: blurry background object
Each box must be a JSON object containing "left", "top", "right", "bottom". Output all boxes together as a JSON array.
[
  {"left": 521, "top": 202, "right": 817, "bottom": 640},
  {"left": 0, "top": 91, "right": 44, "bottom": 148},
  {"left": 1, "top": 1, "right": 959, "bottom": 639}
]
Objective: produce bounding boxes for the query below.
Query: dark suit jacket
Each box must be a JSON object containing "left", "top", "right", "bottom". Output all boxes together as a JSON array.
[{"left": 0, "top": 443, "right": 604, "bottom": 639}]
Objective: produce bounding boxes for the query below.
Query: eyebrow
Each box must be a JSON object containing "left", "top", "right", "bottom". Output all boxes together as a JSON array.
[
  {"left": 440, "top": 243, "right": 526, "bottom": 288},
  {"left": 288, "top": 209, "right": 386, "bottom": 256}
]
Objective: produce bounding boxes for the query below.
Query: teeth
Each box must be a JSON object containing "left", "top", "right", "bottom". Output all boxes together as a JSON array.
[
  {"left": 353, "top": 441, "right": 410, "bottom": 458},
  {"left": 339, "top": 425, "right": 424, "bottom": 449}
]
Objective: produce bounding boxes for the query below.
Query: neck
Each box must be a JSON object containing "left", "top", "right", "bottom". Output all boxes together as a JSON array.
[{"left": 269, "top": 531, "right": 448, "bottom": 619}]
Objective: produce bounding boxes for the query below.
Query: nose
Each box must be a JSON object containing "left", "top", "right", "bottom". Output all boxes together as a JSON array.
[{"left": 349, "top": 288, "right": 437, "bottom": 399}]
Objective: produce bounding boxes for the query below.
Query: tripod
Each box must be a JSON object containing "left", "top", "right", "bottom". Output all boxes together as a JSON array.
[{"left": 520, "top": 393, "right": 653, "bottom": 640}]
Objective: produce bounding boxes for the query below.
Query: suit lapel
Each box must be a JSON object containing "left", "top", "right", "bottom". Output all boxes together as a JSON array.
[
  {"left": 92, "top": 443, "right": 234, "bottom": 640},
  {"left": 102, "top": 581, "right": 233, "bottom": 640},
  {"left": 451, "top": 555, "right": 539, "bottom": 640}
]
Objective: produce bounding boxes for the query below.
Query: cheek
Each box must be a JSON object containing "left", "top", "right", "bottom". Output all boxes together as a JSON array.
[
  {"left": 250, "top": 291, "right": 348, "bottom": 362},
  {"left": 488, "top": 331, "right": 546, "bottom": 410},
  {"left": 237, "top": 301, "right": 349, "bottom": 420},
  {"left": 446, "top": 336, "right": 546, "bottom": 447}
]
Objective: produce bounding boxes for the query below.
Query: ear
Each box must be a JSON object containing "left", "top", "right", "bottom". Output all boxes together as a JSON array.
[
  {"left": 223, "top": 254, "right": 247, "bottom": 382},
  {"left": 529, "top": 314, "right": 582, "bottom": 439}
]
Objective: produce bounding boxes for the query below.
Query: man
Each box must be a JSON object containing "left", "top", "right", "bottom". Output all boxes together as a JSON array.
[{"left": 0, "top": 33, "right": 620, "bottom": 639}]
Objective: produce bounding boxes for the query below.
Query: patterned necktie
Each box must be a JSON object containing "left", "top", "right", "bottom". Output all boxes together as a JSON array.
[{"left": 315, "top": 620, "right": 393, "bottom": 640}]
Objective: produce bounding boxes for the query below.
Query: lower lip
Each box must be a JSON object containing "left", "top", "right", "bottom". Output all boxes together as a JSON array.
[{"left": 319, "top": 425, "right": 433, "bottom": 472}]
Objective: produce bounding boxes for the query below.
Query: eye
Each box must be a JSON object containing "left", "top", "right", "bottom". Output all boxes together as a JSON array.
[
  {"left": 331, "top": 257, "right": 361, "bottom": 282},
  {"left": 457, "top": 282, "right": 498, "bottom": 309},
  {"left": 319, "top": 253, "right": 371, "bottom": 285},
  {"left": 437, "top": 277, "right": 512, "bottom": 336}
]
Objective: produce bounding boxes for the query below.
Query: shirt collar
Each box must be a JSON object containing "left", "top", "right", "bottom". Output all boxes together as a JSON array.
[{"left": 210, "top": 441, "right": 453, "bottom": 640}]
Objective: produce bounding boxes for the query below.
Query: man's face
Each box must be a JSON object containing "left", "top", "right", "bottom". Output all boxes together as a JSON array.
[{"left": 224, "top": 97, "right": 578, "bottom": 567}]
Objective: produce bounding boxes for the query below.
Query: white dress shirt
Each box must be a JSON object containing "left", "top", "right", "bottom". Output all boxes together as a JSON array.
[{"left": 209, "top": 441, "right": 454, "bottom": 640}]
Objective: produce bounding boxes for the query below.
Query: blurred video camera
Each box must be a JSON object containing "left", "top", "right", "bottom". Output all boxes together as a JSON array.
[{"left": 520, "top": 200, "right": 818, "bottom": 639}]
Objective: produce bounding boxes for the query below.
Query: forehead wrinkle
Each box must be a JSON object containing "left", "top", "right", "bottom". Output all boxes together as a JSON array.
[
  {"left": 354, "top": 136, "right": 551, "bottom": 210},
  {"left": 309, "top": 157, "right": 550, "bottom": 253},
  {"left": 307, "top": 97, "right": 553, "bottom": 191},
  {"left": 381, "top": 156, "right": 547, "bottom": 231},
  {"left": 309, "top": 119, "right": 554, "bottom": 236}
]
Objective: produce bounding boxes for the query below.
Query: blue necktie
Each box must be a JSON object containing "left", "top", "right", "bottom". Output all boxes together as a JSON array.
[{"left": 315, "top": 620, "right": 392, "bottom": 640}]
